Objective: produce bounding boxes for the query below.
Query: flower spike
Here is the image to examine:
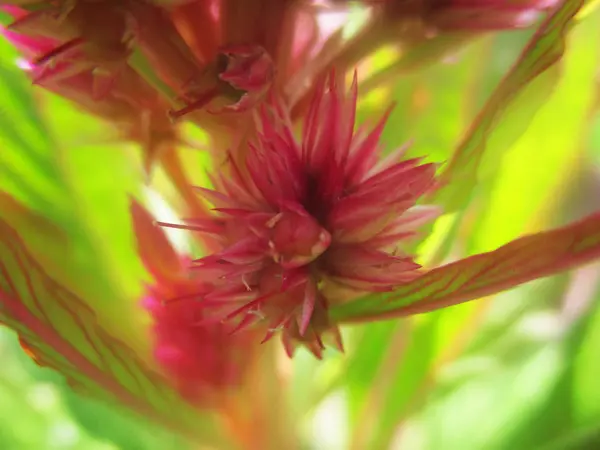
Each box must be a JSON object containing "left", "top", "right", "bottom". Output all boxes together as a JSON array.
[{"left": 165, "top": 70, "right": 439, "bottom": 356}]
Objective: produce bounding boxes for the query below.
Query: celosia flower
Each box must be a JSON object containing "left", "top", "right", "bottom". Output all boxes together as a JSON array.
[
  {"left": 131, "top": 199, "right": 254, "bottom": 403},
  {"left": 142, "top": 295, "right": 250, "bottom": 402},
  {"left": 2, "top": 5, "right": 183, "bottom": 174},
  {"left": 0, "top": 2, "right": 276, "bottom": 158},
  {"left": 159, "top": 71, "right": 439, "bottom": 358},
  {"left": 2, "top": 0, "right": 600, "bottom": 448}
]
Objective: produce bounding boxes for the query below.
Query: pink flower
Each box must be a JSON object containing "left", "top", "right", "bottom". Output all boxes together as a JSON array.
[
  {"left": 142, "top": 294, "right": 252, "bottom": 403},
  {"left": 2, "top": 2, "right": 276, "bottom": 118},
  {"left": 131, "top": 200, "right": 255, "bottom": 403},
  {"left": 165, "top": 71, "right": 440, "bottom": 358}
]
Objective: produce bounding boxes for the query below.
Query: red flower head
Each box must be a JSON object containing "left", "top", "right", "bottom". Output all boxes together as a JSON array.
[
  {"left": 131, "top": 200, "right": 254, "bottom": 404},
  {"left": 165, "top": 70, "right": 440, "bottom": 358},
  {"left": 142, "top": 294, "right": 253, "bottom": 403}
]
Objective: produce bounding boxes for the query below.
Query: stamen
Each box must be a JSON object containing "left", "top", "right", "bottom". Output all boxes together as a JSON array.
[
  {"left": 248, "top": 309, "right": 265, "bottom": 320},
  {"left": 242, "top": 275, "right": 252, "bottom": 292}
]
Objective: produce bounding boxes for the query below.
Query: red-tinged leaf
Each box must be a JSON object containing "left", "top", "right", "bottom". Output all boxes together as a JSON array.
[
  {"left": 434, "top": 0, "right": 585, "bottom": 211},
  {"left": 330, "top": 211, "right": 600, "bottom": 323},
  {"left": 0, "top": 201, "right": 224, "bottom": 446}
]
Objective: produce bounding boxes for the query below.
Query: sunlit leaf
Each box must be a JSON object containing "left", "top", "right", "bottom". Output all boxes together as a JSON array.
[
  {"left": 344, "top": 322, "right": 400, "bottom": 421},
  {"left": 0, "top": 36, "right": 150, "bottom": 350},
  {"left": 468, "top": 6, "right": 600, "bottom": 254},
  {"left": 1, "top": 0, "right": 599, "bottom": 447},
  {"left": 0, "top": 39, "right": 67, "bottom": 220},
  {"left": 572, "top": 279, "right": 600, "bottom": 426},
  {"left": 0, "top": 197, "right": 224, "bottom": 447},
  {"left": 331, "top": 211, "right": 600, "bottom": 322},
  {"left": 359, "top": 317, "right": 439, "bottom": 449},
  {"left": 422, "top": 343, "right": 564, "bottom": 450},
  {"left": 435, "top": 0, "right": 586, "bottom": 211}
]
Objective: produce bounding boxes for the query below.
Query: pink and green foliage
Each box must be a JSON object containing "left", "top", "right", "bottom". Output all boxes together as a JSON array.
[{"left": 1, "top": 0, "right": 600, "bottom": 448}]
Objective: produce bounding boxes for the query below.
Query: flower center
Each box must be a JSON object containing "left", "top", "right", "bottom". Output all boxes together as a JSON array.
[{"left": 267, "top": 207, "right": 331, "bottom": 270}]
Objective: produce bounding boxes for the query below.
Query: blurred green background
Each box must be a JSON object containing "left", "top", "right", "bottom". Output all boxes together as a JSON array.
[{"left": 1, "top": 5, "right": 600, "bottom": 450}]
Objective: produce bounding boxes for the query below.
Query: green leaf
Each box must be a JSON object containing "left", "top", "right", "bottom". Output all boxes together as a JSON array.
[
  {"left": 435, "top": 0, "right": 586, "bottom": 211},
  {"left": 0, "top": 201, "right": 225, "bottom": 446},
  {"left": 0, "top": 21, "right": 223, "bottom": 445},
  {"left": 468, "top": 5, "right": 600, "bottom": 254},
  {"left": 407, "top": 266, "right": 600, "bottom": 450},
  {"left": 571, "top": 271, "right": 600, "bottom": 426},
  {"left": 0, "top": 326, "right": 185, "bottom": 450},
  {"left": 330, "top": 211, "right": 600, "bottom": 322},
  {"left": 0, "top": 33, "right": 153, "bottom": 354},
  {"left": 0, "top": 40, "right": 67, "bottom": 220},
  {"left": 344, "top": 321, "right": 401, "bottom": 423},
  {"left": 358, "top": 33, "right": 487, "bottom": 166},
  {"left": 422, "top": 343, "right": 565, "bottom": 450},
  {"left": 364, "top": 316, "right": 439, "bottom": 449}
]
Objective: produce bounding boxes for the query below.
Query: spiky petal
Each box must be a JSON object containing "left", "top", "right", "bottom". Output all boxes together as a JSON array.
[{"left": 167, "top": 71, "right": 440, "bottom": 357}]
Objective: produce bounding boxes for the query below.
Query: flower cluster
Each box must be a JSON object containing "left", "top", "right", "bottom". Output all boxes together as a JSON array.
[
  {"left": 161, "top": 71, "right": 439, "bottom": 357},
  {"left": 131, "top": 199, "right": 255, "bottom": 403},
  {"left": 0, "top": 0, "right": 577, "bottom": 411}
]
